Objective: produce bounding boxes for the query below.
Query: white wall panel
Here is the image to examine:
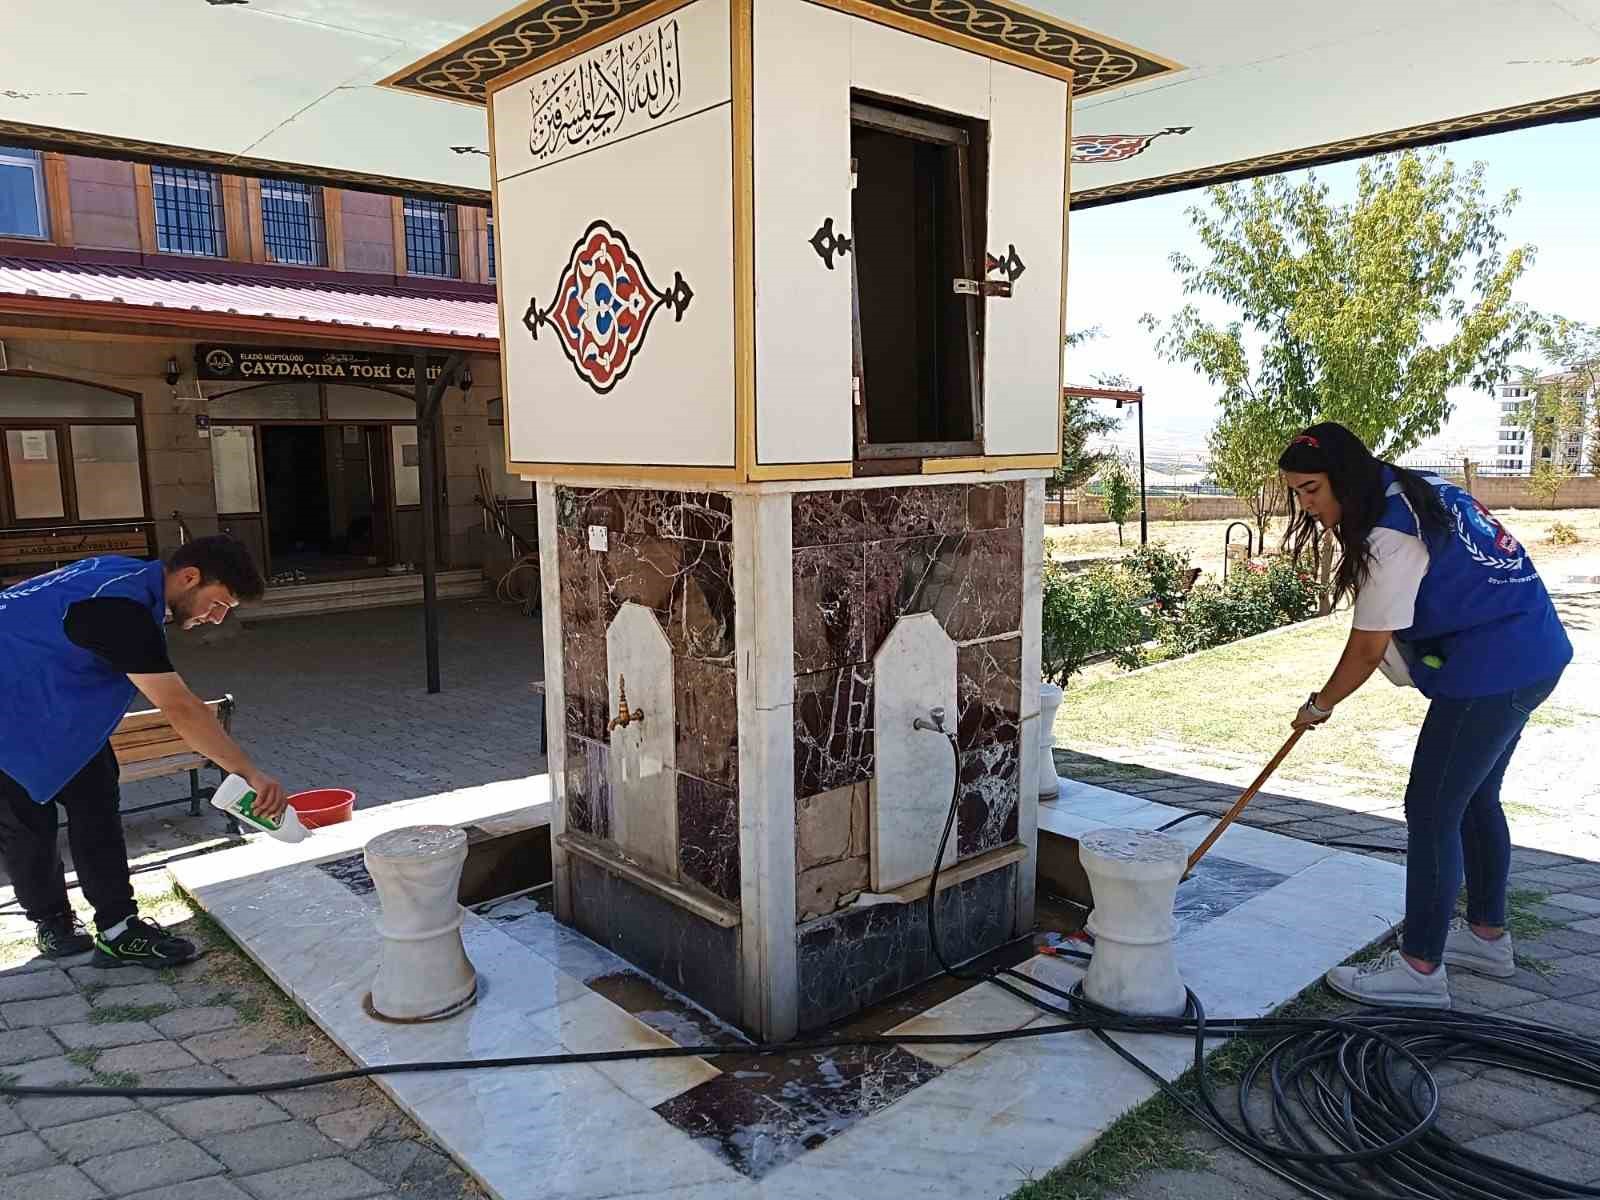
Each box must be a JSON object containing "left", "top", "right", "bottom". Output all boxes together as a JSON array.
[
  {"left": 982, "top": 62, "right": 1067, "bottom": 457},
  {"left": 849, "top": 16, "right": 989, "bottom": 119},
  {"left": 492, "top": 0, "right": 732, "bottom": 181},
  {"left": 497, "top": 107, "right": 736, "bottom": 467},
  {"left": 753, "top": 0, "right": 854, "bottom": 466}
]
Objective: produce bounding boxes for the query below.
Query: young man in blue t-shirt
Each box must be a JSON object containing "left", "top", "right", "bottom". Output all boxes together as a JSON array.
[{"left": 0, "top": 536, "right": 288, "bottom": 966}]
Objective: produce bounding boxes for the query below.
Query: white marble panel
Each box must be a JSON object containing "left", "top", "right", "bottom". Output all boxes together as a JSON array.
[
  {"left": 886, "top": 974, "right": 1047, "bottom": 1068},
  {"left": 871, "top": 614, "right": 959, "bottom": 891},
  {"left": 734, "top": 491, "right": 798, "bottom": 1040},
  {"left": 538, "top": 480, "right": 572, "bottom": 915},
  {"left": 1015, "top": 476, "right": 1046, "bottom": 936},
  {"left": 606, "top": 602, "right": 679, "bottom": 878}
]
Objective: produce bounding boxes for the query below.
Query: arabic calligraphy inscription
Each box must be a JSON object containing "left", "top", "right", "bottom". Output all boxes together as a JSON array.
[{"left": 528, "top": 18, "right": 685, "bottom": 163}]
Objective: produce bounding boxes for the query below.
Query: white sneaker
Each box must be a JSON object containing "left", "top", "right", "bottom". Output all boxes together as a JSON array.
[
  {"left": 1443, "top": 919, "right": 1516, "bottom": 979},
  {"left": 1325, "top": 949, "right": 1451, "bottom": 1008}
]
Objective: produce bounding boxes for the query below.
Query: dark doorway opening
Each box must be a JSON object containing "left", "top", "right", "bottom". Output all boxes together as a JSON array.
[
  {"left": 263, "top": 426, "right": 330, "bottom": 570},
  {"left": 258, "top": 424, "right": 397, "bottom": 581}
]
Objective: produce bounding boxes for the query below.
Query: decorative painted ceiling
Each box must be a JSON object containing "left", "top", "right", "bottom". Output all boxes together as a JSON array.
[{"left": 1, "top": 0, "right": 1597, "bottom": 206}]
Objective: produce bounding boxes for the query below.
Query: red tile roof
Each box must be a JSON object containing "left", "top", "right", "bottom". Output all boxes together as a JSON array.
[{"left": 0, "top": 256, "right": 499, "bottom": 346}]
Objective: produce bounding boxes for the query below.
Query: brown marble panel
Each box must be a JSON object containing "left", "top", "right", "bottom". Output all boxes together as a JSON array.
[
  {"left": 967, "top": 481, "right": 1026, "bottom": 531},
  {"left": 623, "top": 490, "right": 735, "bottom": 542},
  {"left": 556, "top": 486, "right": 625, "bottom": 532},
  {"left": 562, "top": 625, "right": 609, "bottom": 741},
  {"left": 565, "top": 736, "right": 612, "bottom": 841},
  {"left": 557, "top": 531, "right": 605, "bottom": 636},
  {"left": 792, "top": 544, "right": 865, "bottom": 675},
  {"left": 956, "top": 637, "right": 1022, "bottom": 751},
  {"left": 675, "top": 658, "right": 738, "bottom": 790},
  {"left": 671, "top": 539, "right": 735, "bottom": 661},
  {"left": 598, "top": 535, "right": 681, "bottom": 619},
  {"left": 794, "top": 666, "right": 874, "bottom": 797},
  {"left": 792, "top": 484, "right": 966, "bottom": 548},
  {"left": 677, "top": 775, "right": 740, "bottom": 904},
  {"left": 557, "top": 486, "right": 733, "bottom": 543},
  {"left": 862, "top": 528, "right": 1022, "bottom": 655},
  {"left": 956, "top": 739, "right": 1021, "bottom": 859}
]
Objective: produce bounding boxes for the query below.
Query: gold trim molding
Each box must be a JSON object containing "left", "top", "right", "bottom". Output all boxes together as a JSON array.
[
  {"left": 381, "top": 0, "right": 1174, "bottom": 103},
  {"left": 1072, "top": 88, "right": 1600, "bottom": 208}
]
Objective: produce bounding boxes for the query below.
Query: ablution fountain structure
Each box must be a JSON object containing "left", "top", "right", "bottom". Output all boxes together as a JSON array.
[
  {"left": 167, "top": 3, "right": 1419, "bottom": 1193},
  {"left": 465, "top": 0, "right": 1081, "bottom": 1041}
]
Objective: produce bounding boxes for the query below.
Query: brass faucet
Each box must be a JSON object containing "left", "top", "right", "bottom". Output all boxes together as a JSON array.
[{"left": 608, "top": 674, "right": 644, "bottom": 732}]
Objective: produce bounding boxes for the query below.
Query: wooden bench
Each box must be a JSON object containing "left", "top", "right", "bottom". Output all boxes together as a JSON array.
[{"left": 111, "top": 696, "right": 236, "bottom": 819}]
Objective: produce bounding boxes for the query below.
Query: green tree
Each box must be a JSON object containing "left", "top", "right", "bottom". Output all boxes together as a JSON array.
[
  {"left": 1142, "top": 149, "right": 1534, "bottom": 456},
  {"left": 1100, "top": 457, "right": 1135, "bottom": 546},
  {"left": 1528, "top": 459, "right": 1574, "bottom": 509},
  {"left": 1525, "top": 316, "right": 1600, "bottom": 475},
  {"left": 1143, "top": 149, "right": 1534, "bottom": 608},
  {"left": 1207, "top": 400, "right": 1292, "bottom": 548}
]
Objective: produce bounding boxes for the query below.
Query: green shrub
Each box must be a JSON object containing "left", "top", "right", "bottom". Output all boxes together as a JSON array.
[
  {"left": 1041, "top": 561, "right": 1155, "bottom": 687},
  {"left": 1125, "top": 542, "right": 1194, "bottom": 614},
  {"left": 1161, "top": 558, "right": 1314, "bottom": 655},
  {"left": 1549, "top": 521, "right": 1581, "bottom": 546}
]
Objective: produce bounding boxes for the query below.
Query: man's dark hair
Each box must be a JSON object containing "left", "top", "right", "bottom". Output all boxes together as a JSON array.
[{"left": 166, "top": 535, "right": 265, "bottom": 601}]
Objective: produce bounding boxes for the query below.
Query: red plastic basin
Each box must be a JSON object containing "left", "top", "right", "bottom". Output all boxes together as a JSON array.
[{"left": 287, "top": 788, "right": 356, "bottom": 828}]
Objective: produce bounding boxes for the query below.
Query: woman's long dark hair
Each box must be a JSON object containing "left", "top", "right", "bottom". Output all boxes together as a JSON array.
[{"left": 1277, "top": 422, "right": 1451, "bottom": 607}]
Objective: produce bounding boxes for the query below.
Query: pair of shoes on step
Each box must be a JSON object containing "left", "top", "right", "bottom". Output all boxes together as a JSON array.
[{"left": 1324, "top": 918, "right": 1514, "bottom": 1009}]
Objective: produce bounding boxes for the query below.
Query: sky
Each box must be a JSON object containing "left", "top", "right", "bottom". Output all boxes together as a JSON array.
[{"left": 1064, "top": 117, "right": 1600, "bottom": 469}]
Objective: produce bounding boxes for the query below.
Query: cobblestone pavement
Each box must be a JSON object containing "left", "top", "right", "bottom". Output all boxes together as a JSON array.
[{"left": 0, "top": 880, "right": 485, "bottom": 1199}]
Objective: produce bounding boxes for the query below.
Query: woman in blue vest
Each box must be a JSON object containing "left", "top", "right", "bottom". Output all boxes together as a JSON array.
[{"left": 1279, "top": 422, "right": 1572, "bottom": 1007}]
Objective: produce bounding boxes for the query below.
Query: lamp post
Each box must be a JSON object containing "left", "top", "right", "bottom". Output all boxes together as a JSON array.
[{"left": 1116, "top": 389, "right": 1148, "bottom": 547}]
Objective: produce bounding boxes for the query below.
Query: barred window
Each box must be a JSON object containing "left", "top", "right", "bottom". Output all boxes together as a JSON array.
[
  {"left": 262, "top": 180, "right": 327, "bottom": 266},
  {"left": 152, "top": 166, "right": 226, "bottom": 257},
  {"left": 404, "top": 198, "right": 460, "bottom": 278},
  {"left": 486, "top": 215, "right": 496, "bottom": 282}
]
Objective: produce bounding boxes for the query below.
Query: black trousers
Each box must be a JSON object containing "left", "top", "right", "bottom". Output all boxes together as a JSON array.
[{"left": 0, "top": 744, "right": 137, "bottom": 931}]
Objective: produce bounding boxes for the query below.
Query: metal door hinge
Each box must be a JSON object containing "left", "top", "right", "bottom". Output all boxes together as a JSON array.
[{"left": 953, "top": 278, "right": 1012, "bottom": 298}]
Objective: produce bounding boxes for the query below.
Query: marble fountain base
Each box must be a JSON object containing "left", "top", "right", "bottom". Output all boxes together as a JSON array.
[{"left": 169, "top": 773, "right": 1404, "bottom": 1200}]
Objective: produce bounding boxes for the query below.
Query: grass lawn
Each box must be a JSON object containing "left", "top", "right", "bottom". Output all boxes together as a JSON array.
[
  {"left": 1048, "top": 507, "right": 1600, "bottom": 581},
  {"left": 1053, "top": 610, "right": 1591, "bottom": 803}
]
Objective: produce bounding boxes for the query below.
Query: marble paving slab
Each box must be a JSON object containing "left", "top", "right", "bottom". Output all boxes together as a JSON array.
[{"left": 171, "top": 772, "right": 1405, "bottom": 1200}]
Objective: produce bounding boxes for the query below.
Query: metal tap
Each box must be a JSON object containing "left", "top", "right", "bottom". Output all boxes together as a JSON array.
[{"left": 608, "top": 674, "right": 644, "bottom": 731}]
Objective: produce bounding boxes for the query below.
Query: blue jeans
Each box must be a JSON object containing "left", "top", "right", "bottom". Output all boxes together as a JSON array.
[{"left": 1401, "top": 673, "right": 1563, "bottom": 964}]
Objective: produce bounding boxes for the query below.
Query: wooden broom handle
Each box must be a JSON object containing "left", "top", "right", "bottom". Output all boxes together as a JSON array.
[{"left": 1185, "top": 729, "right": 1306, "bottom": 873}]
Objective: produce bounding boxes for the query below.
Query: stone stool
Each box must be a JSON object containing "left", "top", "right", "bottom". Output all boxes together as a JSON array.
[
  {"left": 364, "top": 825, "right": 477, "bottom": 1022},
  {"left": 1037, "top": 683, "right": 1065, "bottom": 799},
  {"left": 1079, "top": 827, "right": 1188, "bottom": 1018}
]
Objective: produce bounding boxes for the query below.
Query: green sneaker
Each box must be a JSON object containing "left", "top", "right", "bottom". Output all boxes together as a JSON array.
[
  {"left": 92, "top": 916, "right": 198, "bottom": 969},
  {"left": 35, "top": 914, "right": 94, "bottom": 959}
]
